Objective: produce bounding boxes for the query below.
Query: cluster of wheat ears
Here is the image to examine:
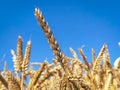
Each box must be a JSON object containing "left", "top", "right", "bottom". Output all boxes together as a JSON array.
[{"left": 0, "top": 8, "right": 120, "bottom": 90}]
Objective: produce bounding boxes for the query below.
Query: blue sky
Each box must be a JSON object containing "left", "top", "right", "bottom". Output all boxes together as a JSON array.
[{"left": 0, "top": 0, "right": 120, "bottom": 70}]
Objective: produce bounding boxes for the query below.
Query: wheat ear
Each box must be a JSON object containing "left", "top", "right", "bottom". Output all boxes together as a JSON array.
[
  {"left": 69, "top": 48, "right": 79, "bottom": 60},
  {"left": 17, "top": 36, "right": 23, "bottom": 72},
  {"left": 35, "top": 8, "right": 63, "bottom": 61},
  {"left": 11, "top": 49, "right": 19, "bottom": 74},
  {"left": 35, "top": 8, "right": 68, "bottom": 73},
  {"left": 11, "top": 36, "right": 23, "bottom": 74},
  {"left": 22, "top": 40, "right": 31, "bottom": 72},
  {"left": 103, "top": 45, "right": 112, "bottom": 70},
  {"left": 21, "top": 40, "right": 31, "bottom": 90},
  {"left": 92, "top": 44, "right": 106, "bottom": 72},
  {"left": 79, "top": 48, "right": 90, "bottom": 70},
  {"left": 91, "top": 48, "right": 96, "bottom": 63}
]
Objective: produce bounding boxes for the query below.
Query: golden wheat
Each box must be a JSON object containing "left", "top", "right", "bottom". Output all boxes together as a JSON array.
[{"left": 0, "top": 7, "right": 120, "bottom": 90}]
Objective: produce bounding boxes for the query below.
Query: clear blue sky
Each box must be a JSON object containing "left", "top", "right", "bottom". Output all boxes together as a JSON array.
[{"left": 0, "top": 0, "right": 120, "bottom": 70}]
